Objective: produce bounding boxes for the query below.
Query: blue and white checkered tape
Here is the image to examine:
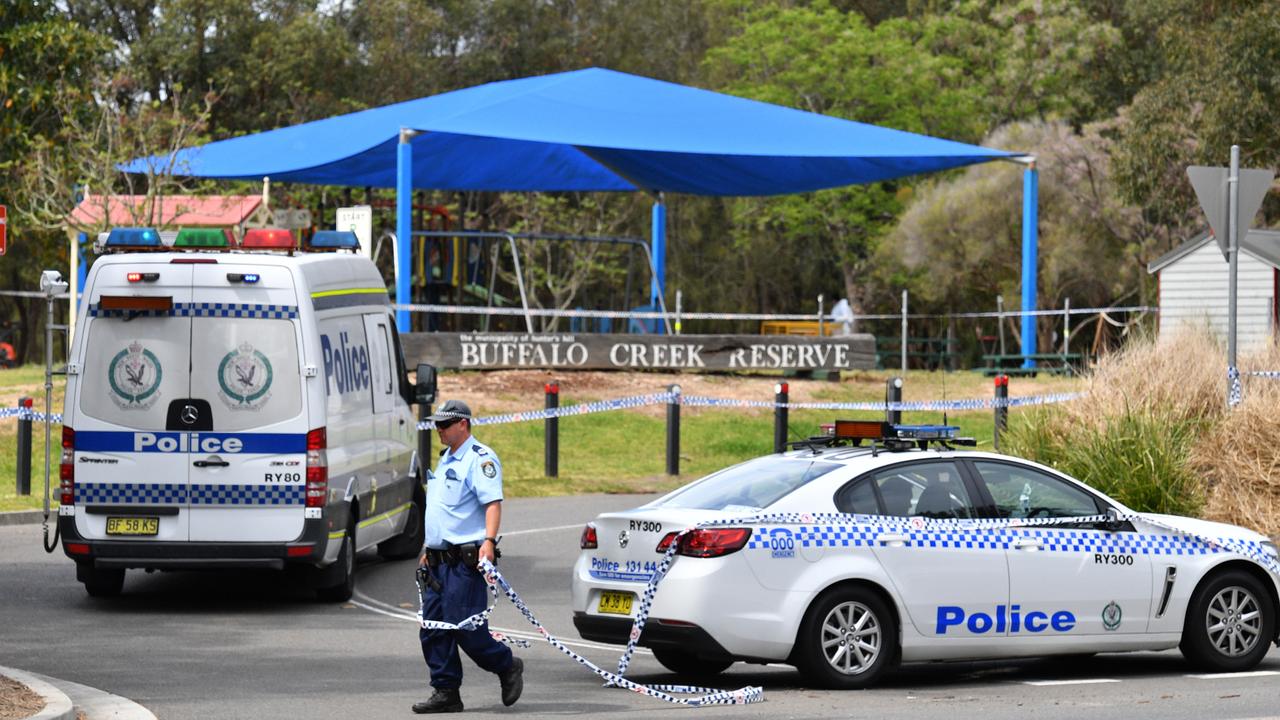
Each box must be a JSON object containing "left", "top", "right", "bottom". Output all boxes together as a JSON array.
[
  {"left": 77, "top": 482, "right": 304, "bottom": 506},
  {"left": 1, "top": 407, "right": 63, "bottom": 423}
]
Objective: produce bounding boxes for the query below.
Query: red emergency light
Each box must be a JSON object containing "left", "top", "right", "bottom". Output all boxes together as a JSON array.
[{"left": 242, "top": 228, "right": 296, "bottom": 250}]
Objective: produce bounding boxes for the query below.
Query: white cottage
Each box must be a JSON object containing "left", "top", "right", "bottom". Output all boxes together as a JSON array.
[{"left": 1147, "top": 229, "right": 1280, "bottom": 350}]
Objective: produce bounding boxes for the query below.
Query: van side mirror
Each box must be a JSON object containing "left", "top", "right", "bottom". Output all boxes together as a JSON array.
[{"left": 415, "top": 363, "right": 437, "bottom": 405}]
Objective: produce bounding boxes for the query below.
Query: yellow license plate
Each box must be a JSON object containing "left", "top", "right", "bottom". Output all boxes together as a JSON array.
[
  {"left": 106, "top": 516, "right": 159, "bottom": 536},
  {"left": 598, "top": 591, "right": 634, "bottom": 616}
]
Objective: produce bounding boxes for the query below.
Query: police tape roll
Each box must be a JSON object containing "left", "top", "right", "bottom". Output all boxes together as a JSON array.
[{"left": 415, "top": 562, "right": 765, "bottom": 706}]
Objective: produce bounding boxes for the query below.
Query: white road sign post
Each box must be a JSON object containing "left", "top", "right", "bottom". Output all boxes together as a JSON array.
[{"left": 1188, "top": 149, "right": 1274, "bottom": 408}]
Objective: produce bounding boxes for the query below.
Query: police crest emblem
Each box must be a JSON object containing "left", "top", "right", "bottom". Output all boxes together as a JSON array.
[
  {"left": 481, "top": 460, "right": 497, "bottom": 478},
  {"left": 107, "top": 341, "right": 162, "bottom": 409},
  {"left": 1102, "top": 601, "right": 1122, "bottom": 631},
  {"left": 217, "top": 341, "right": 273, "bottom": 410}
]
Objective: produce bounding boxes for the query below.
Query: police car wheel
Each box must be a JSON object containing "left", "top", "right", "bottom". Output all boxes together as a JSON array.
[
  {"left": 1180, "top": 569, "right": 1275, "bottom": 672},
  {"left": 652, "top": 648, "right": 733, "bottom": 677},
  {"left": 81, "top": 565, "right": 124, "bottom": 598},
  {"left": 317, "top": 523, "right": 356, "bottom": 602},
  {"left": 795, "top": 586, "right": 896, "bottom": 689}
]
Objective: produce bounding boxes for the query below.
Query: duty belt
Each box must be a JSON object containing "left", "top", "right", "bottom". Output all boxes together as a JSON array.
[{"left": 423, "top": 542, "right": 501, "bottom": 570}]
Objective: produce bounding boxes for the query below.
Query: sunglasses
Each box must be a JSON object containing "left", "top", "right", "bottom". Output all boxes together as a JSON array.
[{"left": 436, "top": 418, "right": 463, "bottom": 430}]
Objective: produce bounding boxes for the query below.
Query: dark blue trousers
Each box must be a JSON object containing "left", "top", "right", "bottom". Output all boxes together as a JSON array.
[{"left": 419, "top": 561, "right": 514, "bottom": 690}]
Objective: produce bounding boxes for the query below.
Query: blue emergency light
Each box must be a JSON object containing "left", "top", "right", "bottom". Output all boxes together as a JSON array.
[
  {"left": 307, "top": 230, "right": 360, "bottom": 251},
  {"left": 105, "top": 227, "right": 162, "bottom": 250}
]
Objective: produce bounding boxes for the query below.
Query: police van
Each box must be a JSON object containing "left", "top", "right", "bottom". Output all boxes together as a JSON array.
[{"left": 58, "top": 227, "right": 424, "bottom": 600}]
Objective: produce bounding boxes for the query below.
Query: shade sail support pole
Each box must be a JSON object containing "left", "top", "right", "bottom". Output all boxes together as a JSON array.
[
  {"left": 395, "top": 128, "right": 419, "bottom": 333},
  {"left": 1020, "top": 159, "right": 1039, "bottom": 368},
  {"left": 650, "top": 195, "right": 667, "bottom": 334}
]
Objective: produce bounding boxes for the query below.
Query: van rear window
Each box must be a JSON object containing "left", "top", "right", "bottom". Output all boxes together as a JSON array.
[
  {"left": 191, "top": 318, "right": 302, "bottom": 431},
  {"left": 78, "top": 317, "right": 190, "bottom": 430}
]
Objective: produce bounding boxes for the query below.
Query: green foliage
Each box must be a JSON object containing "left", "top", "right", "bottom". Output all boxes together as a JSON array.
[{"left": 1006, "top": 406, "right": 1205, "bottom": 517}]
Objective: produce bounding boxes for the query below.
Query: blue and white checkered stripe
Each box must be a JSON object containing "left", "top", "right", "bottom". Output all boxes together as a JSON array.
[
  {"left": 89, "top": 302, "right": 298, "bottom": 319},
  {"left": 76, "top": 483, "right": 304, "bottom": 506},
  {"left": 77, "top": 482, "right": 187, "bottom": 504},
  {"left": 1247, "top": 370, "right": 1280, "bottom": 379},
  {"left": 189, "top": 483, "right": 304, "bottom": 506}
]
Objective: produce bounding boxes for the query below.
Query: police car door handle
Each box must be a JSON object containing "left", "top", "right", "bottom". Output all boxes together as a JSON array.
[
  {"left": 878, "top": 533, "right": 908, "bottom": 547},
  {"left": 1012, "top": 538, "right": 1042, "bottom": 551},
  {"left": 193, "top": 459, "right": 230, "bottom": 468}
]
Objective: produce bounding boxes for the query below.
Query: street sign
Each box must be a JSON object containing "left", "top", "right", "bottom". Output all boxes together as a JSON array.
[
  {"left": 1188, "top": 165, "right": 1274, "bottom": 259},
  {"left": 0, "top": 205, "right": 7, "bottom": 256},
  {"left": 335, "top": 205, "right": 373, "bottom": 259}
]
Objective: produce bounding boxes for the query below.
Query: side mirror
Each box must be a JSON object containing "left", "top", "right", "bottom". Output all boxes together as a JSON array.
[
  {"left": 415, "top": 363, "right": 437, "bottom": 405},
  {"left": 1103, "top": 507, "right": 1125, "bottom": 532}
]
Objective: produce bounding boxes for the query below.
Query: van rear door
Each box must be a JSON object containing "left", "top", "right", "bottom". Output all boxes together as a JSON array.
[
  {"left": 74, "top": 263, "right": 195, "bottom": 543},
  {"left": 185, "top": 263, "right": 308, "bottom": 542}
]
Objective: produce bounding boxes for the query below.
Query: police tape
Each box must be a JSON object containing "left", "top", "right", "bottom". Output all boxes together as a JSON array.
[
  {"left": 608, "top": 509, "right": 1280, "bottom": 681},
  {"left": 0, "top": 407, "right": 63, "bottom": 423},
  {"left": 415, "top": 564, "right": 765, "bottom": 706},
  {"left": 1245, "top": 370, "right": 1280, "bottom": 379},
  {"left": 416, "top": 391, "right": 1085, "bottom": 429}
]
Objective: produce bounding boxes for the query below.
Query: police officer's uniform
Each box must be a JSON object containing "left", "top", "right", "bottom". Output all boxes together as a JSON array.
[{"left": 416, "top": 400, "right": 522, "bottom": 714}]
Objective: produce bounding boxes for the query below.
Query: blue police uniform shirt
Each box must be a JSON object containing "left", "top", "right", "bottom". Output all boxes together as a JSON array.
[{"left": 424, "top": 437, "right": 504, "bottom": 549}]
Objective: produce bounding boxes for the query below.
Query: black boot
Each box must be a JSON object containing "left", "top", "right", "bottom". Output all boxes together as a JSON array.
[
  {"left": 412, "top": 688, "right": 463, "bottom": 714},
  {"left": 498, "top": 656, "right": 524, "bottom": 706}
]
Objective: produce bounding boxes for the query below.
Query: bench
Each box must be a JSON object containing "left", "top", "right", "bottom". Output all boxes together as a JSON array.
[
  {"left": 876, "top": 337, "right": 958, "bottom": 371},
  {"left": 981, "top": 352, "right": 1084, "bottom": 377}
]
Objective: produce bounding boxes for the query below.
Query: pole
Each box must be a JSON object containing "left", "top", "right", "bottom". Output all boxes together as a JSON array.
[
  {"left": 16, "top": 397, "right": 32, "bottom": 495},
  {"left": 1020, "top": 161, "right": 1040, "bottom": 369},
  {"left": 675, "top": 290, "right": 683, "bottom": 335},
  {"left": 773, "top": 382, "right": 789, "bottom": 454},
  {"left": 666, "top": 384, "right": 681, "bottom": 476},
  {"left": 997, "top": 295, "right": 1007, "bottom": 356},
  {"left": 900, "top": 290, "right": 908, "bottom": 374},
  {"left": 1228, "top": 144, "right": 1240, "bottom": 408},
  {"left": 544, "top": 381, "right": 559, "bottom": 478},
  {"left": 886, "top": 376, "right": 903, "bottom": 425},
  {"left": 818, "top": 294, "right": 825, "bottom": 337},
  {"left": 650, "top": 196, "right": 667, "bottom": 333},
  {"left": 993, "top": 375, "right": 1009, "bottom": 451},
  {"left": 1063, "top": 297, "right": 1070, "bottom": 355},
  {"left": 395, "top": 129, "right": 416, "bottom": 333}
]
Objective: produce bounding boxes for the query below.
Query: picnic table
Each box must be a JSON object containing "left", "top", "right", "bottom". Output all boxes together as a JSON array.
[{"left": 981, "top": 352, "right": 1084, "bottom": 377}]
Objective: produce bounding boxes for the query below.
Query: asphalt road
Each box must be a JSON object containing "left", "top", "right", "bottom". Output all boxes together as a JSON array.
[{"left": 2, "top": 494, "right": 1278, "bottom": 720}]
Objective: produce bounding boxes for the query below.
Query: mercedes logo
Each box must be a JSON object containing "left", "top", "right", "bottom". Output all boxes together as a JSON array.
[
  {"left": 181, "top": 405, "right": 199, "bottom": 424},
  {"left": 618, "top": 530, "right": 630, "bottom": 549}
]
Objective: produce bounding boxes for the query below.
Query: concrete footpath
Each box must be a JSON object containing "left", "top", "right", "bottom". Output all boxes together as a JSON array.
[
  {"left": 0, "top": 511, "right": 46, "bottom": 527},
  {"left": 0, "top": 666, "right": 156, "bottom": 720}
]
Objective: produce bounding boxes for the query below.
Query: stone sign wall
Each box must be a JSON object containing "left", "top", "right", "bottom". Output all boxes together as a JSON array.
[{"left": 401, "top": 332, "right": 876, "bottom": 371}]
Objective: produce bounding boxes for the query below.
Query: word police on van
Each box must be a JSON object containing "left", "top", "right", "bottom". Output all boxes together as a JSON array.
[{"left": 58, "top": 227, "right": 426, "bottom": 600}]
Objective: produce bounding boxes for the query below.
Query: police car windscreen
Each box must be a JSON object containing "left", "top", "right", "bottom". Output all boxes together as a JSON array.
[{"left": 653, "top": 457, "right": 840, "bottom": 512}]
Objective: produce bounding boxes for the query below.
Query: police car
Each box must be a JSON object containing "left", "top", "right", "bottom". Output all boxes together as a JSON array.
[
  {"left": 571, "top": 421, "right": 1280, "bottom": 688},
  {"left": 58, "top": 227, "right": 424, "bottom": 600}
]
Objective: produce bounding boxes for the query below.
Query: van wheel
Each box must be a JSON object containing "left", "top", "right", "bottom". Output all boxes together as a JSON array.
[
  {"left": 1180, "top": 569, "right": 1275, "bottom": 672},
  {"left": 317, "top": 522, "right": 356, "bottom": 602},
  {"left": 794, "top": 585, "right": 896, "bottom": 689},
  {"left": 652, "top": 648, "right": 733, "bottom": 677},
  {"left": 82, "top": 566, "right": 125, "bottom": 598},
  {"left": 378, "top": 485, "right": 425, "bottom": 560}
]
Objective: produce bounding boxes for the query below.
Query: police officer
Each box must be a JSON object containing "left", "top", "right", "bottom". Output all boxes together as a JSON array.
[{"left": 414, "top": 399, "right": 523, "bottom": 714}]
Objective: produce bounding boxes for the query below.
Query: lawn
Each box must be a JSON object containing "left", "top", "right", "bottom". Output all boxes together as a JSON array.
[{"left": 0, "top": 364, "right": 1083, "bottom": 511}]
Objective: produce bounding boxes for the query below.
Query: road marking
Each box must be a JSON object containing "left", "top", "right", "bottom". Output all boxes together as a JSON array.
[
  {"left": 1185, "top": 671, "right": 1280, "bottom": 679},
  {"left": 1023, "top": 679, "right": 1120, "bottom": 686},
  {"left": 502, "top": 522, "right": 584, "bottom": 536},
  {"left": 350, "top": 591, "right": 650, "bottom": 655}
]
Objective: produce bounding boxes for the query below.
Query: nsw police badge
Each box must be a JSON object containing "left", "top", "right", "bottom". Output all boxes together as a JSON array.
[
  {"left": 107, "top": 341, "right": 162, "bottom": 410},
  {"left": 480, "top": 460, "right": 497, "bottom": 478},
  {"left": 1102, "top": 601, "right": 1122, "bottom": 631},
  {"left": 217, "top": 342, "right": 273, "bottom": 410}
]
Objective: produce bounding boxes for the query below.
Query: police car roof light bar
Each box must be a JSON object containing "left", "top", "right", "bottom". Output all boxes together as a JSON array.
[
  {"left": 242, "top": 228, "right": 297, "bottom": 250},
  {"left": 306, "top": 230, "right": 360, "bottom": 251},
  {"left": 174, "top": 227, "right": 232, "bottom": 249},
  {"left": 104, "top": 227, "right": 162, "bottom": 251}
]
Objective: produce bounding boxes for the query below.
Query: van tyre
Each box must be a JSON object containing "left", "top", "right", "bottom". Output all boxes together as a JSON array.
[
  {"left": 378, "top": 485, "right": 425, "bottom": 560},
  {"left": 652, "top": 648, "right": 733, "bottom": 677},
  {"left": 794, "top": 585, "right": 896, "bottom": 689},
  {"left": 1180, "top": 569, "right": 1275, "bottom": 672},
  {"left": 80, "top": 565, "right": 125, "bottom": 598},
  {"left": 317, "top": 522, "right": 356, "bottom": 602}
]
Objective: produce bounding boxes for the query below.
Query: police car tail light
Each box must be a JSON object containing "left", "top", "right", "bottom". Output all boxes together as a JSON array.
[
  {"left": 580, "top": 523, "right": 598, "bottom": 549},
  {"left": 656, "top": 528, "right": 751, "bottom": 558},
  {"left": 305, "top": 428, "right": 327, "bottom": 508},
  {"left": 59, "top": 427, "right": 75, "bottom": 504}
]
